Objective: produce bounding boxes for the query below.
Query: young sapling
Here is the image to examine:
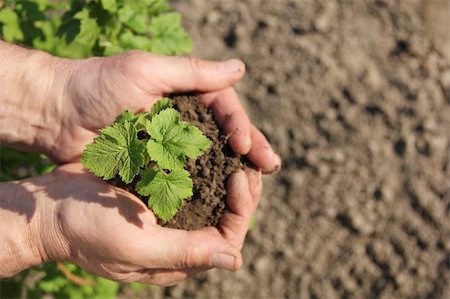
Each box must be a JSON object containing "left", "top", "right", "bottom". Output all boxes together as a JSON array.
[{"left": 81, "top": 98, "right": 211, "bottom": 221}]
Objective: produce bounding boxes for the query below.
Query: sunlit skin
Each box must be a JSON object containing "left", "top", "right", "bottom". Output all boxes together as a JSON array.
[{"left": 0, "top": 41, "right": 280, "bottom": 285}]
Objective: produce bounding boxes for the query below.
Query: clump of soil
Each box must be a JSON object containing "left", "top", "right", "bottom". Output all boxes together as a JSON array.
[
  {"left": 112, "top": 95, "right": 243, "bottom": 230},
  {"left": 164, "top": 95, "right": 244, "bottom": 229}
]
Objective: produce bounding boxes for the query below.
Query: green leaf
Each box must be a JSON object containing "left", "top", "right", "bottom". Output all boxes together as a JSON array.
[
  {"left": 118, "top": 5, "right": 148, "bottom": 34},
  {"left": 145, "top": 108, "right": 211, "bottom": 170},
  {"left": 115, "top": 110, "right": 136, "bottom": 123},
  {"left": 136, "top": 168, "right": 193, "bottom": 221},
  {"left": 149, "top": 12, "right": 192, "bottom": 55},
  {"left": 134, "top": 113, "right": 152, "bottom": 131},
  {"left": 81, "top": 121, "right": 145, "bottom": 183},
  {"left": 73, "top": 8, "right": 100, "bottom": 46},
  {"left": 147, "top": 0, "right": 171, "bottom": 16},
  {"left": 103, "top": 44, "right": 124, "bottom": 56},
  {"left": 150, "top": 97, "right": 173, "bottom": 116},
  {"left": 115, "top": 110, "right": 150, "bottom": 131},
  {"left": 0, "top": 8, "right": 24, "bottom": 41},
  {"left": 101, "top": 0, "right": 117, "bottom": 13},
  {"left": 119, "top": 30, "right": 151, "bottom": 51}
]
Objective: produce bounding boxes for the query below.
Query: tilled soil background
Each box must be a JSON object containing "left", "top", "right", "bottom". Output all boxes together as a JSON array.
[{"left": 144, "top": 0, "right": 450, "bottom": 298}]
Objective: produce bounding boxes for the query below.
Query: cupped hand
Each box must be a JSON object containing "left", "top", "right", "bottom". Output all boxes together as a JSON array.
[
  {"left": 48, "top": 51, "right": 280, "bottom": 172},
  {"left": 34, "top": 163, "right": 262, "bottom": 286}
]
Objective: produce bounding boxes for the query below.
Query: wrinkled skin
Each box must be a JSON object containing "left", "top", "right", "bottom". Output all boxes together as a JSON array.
[{"left": 0, "top": 42, "right": 280, "bottom": 284}]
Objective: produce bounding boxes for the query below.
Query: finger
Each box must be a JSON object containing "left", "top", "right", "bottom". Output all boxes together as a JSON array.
[
  {"left": 136, "top": 266, "right": 210, "bottom": 286},
  {"left": 136, "top": 227, "right": 242, "bottom": 272},
  {"left": 245, "top": 167, "right": 263, "bottom": 211},
  {"left": 54, "top": 162, "right": 87, "bottom": 174},
  {"left": 200, "top": 88, "right": 252, "bottom": 155},
  {"left": 218, "top": 171, "right": 253, "bottom": 250},
  {"left": 247, "top": 125, "right": 282, "bottom": 173},
  {"left": 123, "top": 52, "right": 245, "bottom": 93}
]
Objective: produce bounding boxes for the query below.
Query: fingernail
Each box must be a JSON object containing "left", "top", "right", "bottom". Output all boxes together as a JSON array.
[
  {"left": 268, "top": 154, "right": 282, "bottom": 174},
  {"left": 219, "top": 59, "right": 243, "bottom": 73},
  {"left": 212, "top": 253, "right": 236, "bottom": 271}
]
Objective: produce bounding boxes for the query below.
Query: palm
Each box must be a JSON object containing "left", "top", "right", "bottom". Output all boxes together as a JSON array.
[{"left": 50, "top": 163, "right": 260, "bottom": 285}]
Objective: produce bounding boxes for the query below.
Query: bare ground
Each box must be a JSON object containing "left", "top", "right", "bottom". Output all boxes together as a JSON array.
[{"left": 143, "top": 0, "right": 450, "bottom": 298}]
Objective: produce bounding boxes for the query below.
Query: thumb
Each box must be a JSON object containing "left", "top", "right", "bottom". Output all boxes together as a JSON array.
[
  {"left": 141, "top": 55, "right": 245, "bottom": 93},
  {"left": 141, "top": 227, "right": 242, "bottom": 271}
]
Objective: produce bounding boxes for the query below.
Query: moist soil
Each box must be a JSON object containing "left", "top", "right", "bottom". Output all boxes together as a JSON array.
[
  {"left": 112, "top": 95, "right": 243, "bottom": 230},
  {"left": 164, "top": 95, "right": 243, "bottom": 229},
  {"left": 128, "top": 0, "right": 450, "bottom": 299}
]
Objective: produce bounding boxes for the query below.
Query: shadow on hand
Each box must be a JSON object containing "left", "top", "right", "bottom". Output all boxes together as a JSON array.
[
  {"left": 0, "top": 181, "right": 38, "bottom": 221},
  {"left": 0, "top": 168, "right": 148, "bottom": 228}
]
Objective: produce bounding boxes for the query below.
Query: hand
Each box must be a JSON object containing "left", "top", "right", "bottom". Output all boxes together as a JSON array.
[
  {"left": 0, "top": 43, "right": 272, "bottom": 283},
  {"left": 0, "top": 163, "right": 262, "bottom": 285},
  {"left": 1, "top": 42, "right": 280, "bottom": 171},
  {"left": 45, "top": 51, "right": 281, "bottom": 172}
]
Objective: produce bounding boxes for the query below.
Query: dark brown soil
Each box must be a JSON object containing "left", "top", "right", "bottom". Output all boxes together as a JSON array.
[
  {"left": 162, "top": 95, "right": 243, "bottom": 230},
  {"left": 111, "top": 95, "right": 243, "bottom": 230}
]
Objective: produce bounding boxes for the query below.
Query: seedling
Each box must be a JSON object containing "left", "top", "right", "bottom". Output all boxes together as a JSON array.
[{"left": 81, "top": 98, "right": 211, "bottom": 221}]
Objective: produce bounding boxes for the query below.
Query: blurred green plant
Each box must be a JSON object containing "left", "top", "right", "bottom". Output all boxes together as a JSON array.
[
  {"left": 0, "top": 0, "right": 192, "bottom": 297},
  {"left": 0, "top": 0, "right": 192, "bottom": 58},
  {"left": 0, "top": 147, "right": 55, "bottom": 181}
]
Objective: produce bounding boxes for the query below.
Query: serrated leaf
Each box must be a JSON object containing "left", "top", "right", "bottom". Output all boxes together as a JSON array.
[
  {"left": 151, "top": 98, "right": 173, "bottom": 116},
  {"left": 81, "top": 121, "right": 145, "bottom": 183},
  {"left": 135, "top": 168, "right": 158, "bottom": 196},
  {"left": 115, "top": 110, "right": 150, "bottom": 131},
  {"left": 116, "top": 110, "right": 136, "bottom": 123},
  {"left": 149, "top": 12, "right": 192, "bottom": 55},
  {"left": 136, "top": 168, "right": 192, "bottom": 221},
  {"left": 134, "top": 113, "right": 151, "bottom": 131},
  {"left": 145, "top": 108, "right": 211, "bottom": 169},
  {"left": 146, "top": 139, "right": 184, "bottom": 170}
]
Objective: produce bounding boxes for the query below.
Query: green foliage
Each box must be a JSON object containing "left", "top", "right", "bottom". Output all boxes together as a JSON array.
[
  {"left": 149, "top": 12, "right": 192, "bottom": 54},
  {"left": 136, "top": 168, "right": 193, "bottom": 221},
  {"left": 82, "top": 98, "right": 211, "bottom": 220},
  {"left": 1, "top": 0, "right": 193, "bottom": 297},
  {"left": 0, "top": 7, "right": 23, "bottom": 41},
  {"left": 81, "top": 121, "right": 146, "bottom": 183},
  {"left": 0, "top": 262, "right": 152, "bottom": 299},
  {"left": 150, "top": 97, "right": 173, "bottom": 116},
  {"left": 0, "top": 146, "right": 56, "bottom": 181},
  {"left": 31, "top": 264, "right": 120, "bottom": 299},
  {"left": 146, "top": 108, "right": 210, "bottom": 170},
  {"left": 0, "top": 0, "right": 193, "bottom": 58}
]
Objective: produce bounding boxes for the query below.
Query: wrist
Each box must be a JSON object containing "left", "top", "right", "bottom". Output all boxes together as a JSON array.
[
  {"left": 0, "top": 180, "right": 44, "bottom": 276},
  {"left": 0, "top": 175, "right": 68, "bottom": 277},
  {"left": 0, "top": 41, "right": 70, "bottom": 157}
]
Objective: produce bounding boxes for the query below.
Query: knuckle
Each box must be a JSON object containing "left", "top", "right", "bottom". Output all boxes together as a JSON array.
[
  {"left": 186, "top": 56, "right": 203, "bottom": 87},
  {"left": 187, "top": 56, "right": 202, "bottom": 73},
  {"left": 116, "top": 50, "right": 151, "bottom": 73},
  {"left": 174, "top": 236, "right": 208, "bottom": 269},
  {"left": 177, "top": 245, "right": 197, "bottom": 268}
]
